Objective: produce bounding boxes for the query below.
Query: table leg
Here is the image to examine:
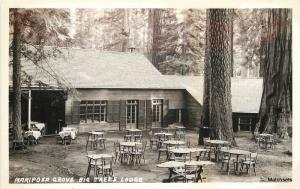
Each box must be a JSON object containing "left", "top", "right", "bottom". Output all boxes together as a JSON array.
[
  {"left": 94, "top": 159, "right": 97, "bottom": 177},
  {"left": 168, "top": 168, "right": 173, "bottom": 179},
  {"left": 86, "top": 158, "right": 92, "bottom": 178},
  {"left": 235, "top": 155, "right": 240, "bottom": 175}
]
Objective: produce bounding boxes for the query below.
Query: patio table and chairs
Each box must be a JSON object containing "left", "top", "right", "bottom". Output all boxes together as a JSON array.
[
  {"left": 170, "top": 147, "right": 207, "bottom": 161},
  {"left": 257, "top": 133, "right": 275, "bottom": 150},
  {"left": 157, "top": 160, "right": 215, "bottom": 182},
  {"left": 158, "top": 140, "right": 186, "bottom": 161},
  {"left": 85, "top": 153, "right": 114, "bottom": 178},
  {"left": 124, "top": 129, "right": 143, "bottom": 142},
  {"left": 219, "top": 148, "right": 251, "bottom": 175},
  {"left": 119, "top": 141, "right": 144, "bottom": 165},
  {"left": 86, "top": 131, "right": 106, "bottom": 150},
  {"left": 24, "top": 130, "right": 41, "bottom": 145},
  {"left": 57, "top": 127, "right": 78, "bottom": 145},
  {"left": 205, "top": 139, "right": 230, "bottom": 161}
]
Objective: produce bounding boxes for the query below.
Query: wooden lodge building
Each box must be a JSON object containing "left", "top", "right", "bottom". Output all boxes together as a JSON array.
[{"left": 9, "top": 48, "right": 263, "bottom": 134}]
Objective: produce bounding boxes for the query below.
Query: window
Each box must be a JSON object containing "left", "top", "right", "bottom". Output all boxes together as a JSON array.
[
  {"left": 80, "top": 100, "right": 107, "bottom": 124},
  {"left": 152, "top": 99, "right": 162, "bottom": 125},
  {"left": 126, "top": 100, "right": 138, "bottom": 125}
]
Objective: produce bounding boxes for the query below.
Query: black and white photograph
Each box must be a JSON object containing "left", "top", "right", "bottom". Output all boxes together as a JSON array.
[{"left": 0, "top": 0, "right": 298, "bottom": 187}]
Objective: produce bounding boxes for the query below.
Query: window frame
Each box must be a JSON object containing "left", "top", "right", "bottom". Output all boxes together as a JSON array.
[{"left": 79, "top": 100, "right": 107, "bottom": 124}]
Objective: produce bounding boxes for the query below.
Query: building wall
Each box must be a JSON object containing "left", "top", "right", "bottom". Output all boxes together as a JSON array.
[
  {"left": 74, "top": 89, "right": 186, "bottom": 109},
  {"left": 65, "top": 88, "right": 186, "bottom": 132},
  {"left": 185, "top": 92, "right": 202, "bottom": 129}
]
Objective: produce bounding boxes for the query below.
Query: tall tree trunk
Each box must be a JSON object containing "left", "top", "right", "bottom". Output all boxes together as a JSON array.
[
  {"left": 259, "top": 10, "right": 268, "bottom": 78},
  {"left": 208, "top": 9, "right": 236, "bottom": 145},
  {"left": 199, "top": 10, "right": 211, "bottom": 144},
  {"left": 230, "top": 10, "right": 234, "bottom": 77},
  {"left": 255, "top": 9, "right": 292, "bottom": 139},
  {"left": 12, "top": 9, "right": 24, "bottom": 141},
  {"left": 151, "top": 9, "right": 162, "bottom": 69}
]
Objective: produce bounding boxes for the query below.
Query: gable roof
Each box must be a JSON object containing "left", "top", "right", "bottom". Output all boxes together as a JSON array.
[
  {"left": 12, "top": 48, "right": 182, "bottom": 89},
  {"left": 11, "top": 48, "right": 263, "bottom": 113}
]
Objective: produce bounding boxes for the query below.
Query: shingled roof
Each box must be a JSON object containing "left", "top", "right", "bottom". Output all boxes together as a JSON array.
[
  {"left": 11, "top": 48, "right": 263, "bottom": 113},
  {"left": 15, "top": 48, "right": 181, "bottom": 89}
]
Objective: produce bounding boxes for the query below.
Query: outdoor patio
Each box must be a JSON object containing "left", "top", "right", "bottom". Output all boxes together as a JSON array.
[{"left": 9, "top": 130, "right": 292, "bottom": 183}]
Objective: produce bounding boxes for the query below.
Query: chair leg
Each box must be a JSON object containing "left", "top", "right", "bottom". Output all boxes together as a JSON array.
[{"left": 253, "top": 164, "right": 256, "bottom": 176}]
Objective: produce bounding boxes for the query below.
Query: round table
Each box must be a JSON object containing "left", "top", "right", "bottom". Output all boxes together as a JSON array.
[
  {"left": 157, "top": 160, "right": 215, "bottom": 180},
  {"left": 170, "top": 148, "right": 207, "bottom": 161},
  {"left": 120, "top": 142, "right": 142, "bottom": 147},
  {"left": 162, "top": 140, "right": 185, "bottom": 146}
]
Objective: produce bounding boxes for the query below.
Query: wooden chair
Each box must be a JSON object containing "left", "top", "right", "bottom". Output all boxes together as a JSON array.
[
  {"left": 134, "top": 134, "right": 143, "bottom": 142},
  {"left": 167, "top": 146, "right": 176, "bottom": 161},
  {"left": 150, "top": 133, "right": 159, "bottom": 150},
  {"left": 198, "top": 137, "right": 212, "bottom": 160},
  {"left": 63, "top": 135, "right": 72, "bottom": 145},
  {"left": 114, "top": 141, "right": 129, "bottom": 163},
  {"left": 129, "top": 142, "right": 144, "bottom": 166},
  {"left": 157, "top": 142, "right": 168, "bottom": 161},
  {"left": 96, "top": 157, "right": 114, "bottom": 177},
  {"left": 86, "top": 134, "right": 97, "bottom": 151},
  {"left": 12, "top": 140, "right": 25, "bottom": 152},
  {"left": 27, "top": 135, "right": 37, "bottom": 145},
  {"left": 96, "top": 133, "right": 106, "bottom": 149},
  {"left": 183, "top": 164, "right": 202, "bottom": 182},
  {"left": 240, "top": 152, "right": 258, "bottom": 176},
  {"left": 124, "top": 134, "right": 132, "bottom": 142},
  {"left": 220, "top": 151, "right": 236, "bottom": 175}
]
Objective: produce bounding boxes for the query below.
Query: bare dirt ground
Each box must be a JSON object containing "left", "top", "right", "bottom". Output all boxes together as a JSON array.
[{"left": 9, "top": 131, "right": 292, "bottom": 183}]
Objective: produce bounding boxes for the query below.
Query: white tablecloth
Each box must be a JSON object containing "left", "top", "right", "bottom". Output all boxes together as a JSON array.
[
  {"left": 31, "top": 121, "right": 45, "bottom": 131},
  {"left": 59, "top": 130, "right": 76, "bottom": 139},
  {"left": 25, "top": 131, "right": 41, "bottom": 140}
]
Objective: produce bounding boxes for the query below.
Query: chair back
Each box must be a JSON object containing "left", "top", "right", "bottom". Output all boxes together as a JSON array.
[
  {"left": 113, "top": 141, "right": 119, "bottom": 154},
  {"left": 184, "top": 164, "right": 200, "bottom": 181},
  {"left": 174, "top": 156, "right": 187, "bottom": 162},
  {"left": 203, "top": 137, "right": 210, "bottom": 147},
  {"left": 142, "top": 141, "right": 147, "bottom": 151}
]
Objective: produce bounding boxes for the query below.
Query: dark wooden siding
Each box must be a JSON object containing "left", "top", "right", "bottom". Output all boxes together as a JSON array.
[
  {"left": 185, "top": 92, "right": 202, "bottom": 129},
  {"left": 145, "top": 100, "right": 152, "bottom": 129},
  {"left": 119, "top": 100, "right": 126, "bottom": 130},
  {"left": 71, "top": 101, "right": 80, "bottom": 124},
  {"left": 138, "top": 100, "right": 146, "bottom": 129},
  {"left": 232, "top": 113, "right": 258, "bottom": 132}
]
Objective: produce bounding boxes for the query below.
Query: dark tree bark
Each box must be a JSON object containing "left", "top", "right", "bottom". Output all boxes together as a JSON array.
[
  {"left": 12, "top": 9, "right": 24, "bottom": 141},
  {"left": 230, "top": 10, "right": 234, "bottom": 77},
  {"left": 259, "top": 10, "right": 268, "bottom": 78},
  {"left": 255, "top": 9, "right": 292, "bottom": 138},
  {"left": 207, "top": 9, "right": 236, "bottom": 145},
  {"left": 199, "top": 10, "right": 211, "bottom": 144},
  {"left": 150, "top": 9, "right": 162, "bottom": 69}
]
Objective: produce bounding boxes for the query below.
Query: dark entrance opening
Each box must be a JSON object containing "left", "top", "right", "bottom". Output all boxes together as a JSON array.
[
  {"left": 10, "top": 90, "right": 66, "bottom": 135},
  {"left": 31, "top": 90, "right": 66, "bottom": 134}
]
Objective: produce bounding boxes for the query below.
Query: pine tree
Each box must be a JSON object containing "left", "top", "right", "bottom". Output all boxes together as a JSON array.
[{"left": 10, "top": 8, "right": 70, "bottom": 142}]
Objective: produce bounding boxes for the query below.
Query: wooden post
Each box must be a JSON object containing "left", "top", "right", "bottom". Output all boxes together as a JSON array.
[
  {"left": 28, "top": 89, "right": 32, "bottom": 130},
  {"left": 178, "top": 109, "right": 182, "bottom": 123}
]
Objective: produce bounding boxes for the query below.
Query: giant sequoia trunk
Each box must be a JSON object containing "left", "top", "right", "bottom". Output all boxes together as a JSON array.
[
  {"left": 12, "top": 9, "right": 24, "bottom": 141},
  {"left": 207, "top": 9, "right": 236, "bottom": 145},
  {"left": 255, "top": 9, "right": 292, "bottom": 138}
]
